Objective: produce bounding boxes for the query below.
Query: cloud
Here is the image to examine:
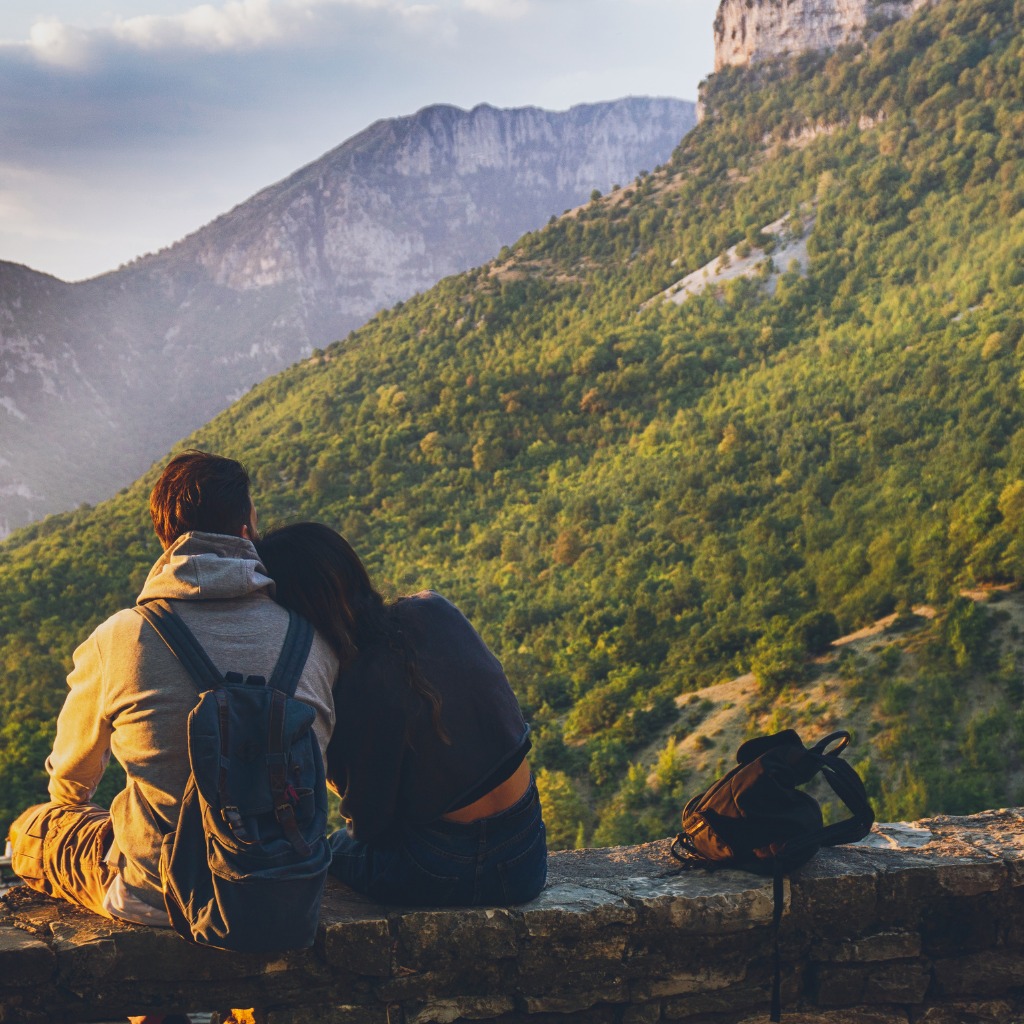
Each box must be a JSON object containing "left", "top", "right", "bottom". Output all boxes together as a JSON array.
[
  {"left": 0, "top": 0, "right": 716, "bottom": 279},
  {"left": 27, "top": 18, "right": 93, "bottom": 67},
  {"left": 9, "top": 0, "right": 470, "bottom": 66},
  {"left": 461, "top": 0, "right": 532, "bottom": 18},
  {"left": 111, "top": 0, "right": 285, "bottom": 51}
]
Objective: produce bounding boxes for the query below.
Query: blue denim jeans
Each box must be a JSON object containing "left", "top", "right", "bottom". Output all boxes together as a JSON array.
[{"left": 328, "top": 778, "right": 547, "bottom": 906}]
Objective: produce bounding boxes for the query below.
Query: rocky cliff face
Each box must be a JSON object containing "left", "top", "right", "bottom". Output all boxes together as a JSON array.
[
  {"left": 713, "top": 0, "right": 933, "bottom": 70},
  {"left": 0, "top": 98, "right": 695, "bottom": 537}
]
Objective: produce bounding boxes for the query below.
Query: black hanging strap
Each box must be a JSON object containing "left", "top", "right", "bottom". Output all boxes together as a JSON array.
[{"left": 770, "top": 867, "right": 784, "bottom": 1023}]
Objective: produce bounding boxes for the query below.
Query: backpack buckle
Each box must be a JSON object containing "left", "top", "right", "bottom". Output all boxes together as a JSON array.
[{"left": 222, "top": 805, "right": 251, "bottom": 841}]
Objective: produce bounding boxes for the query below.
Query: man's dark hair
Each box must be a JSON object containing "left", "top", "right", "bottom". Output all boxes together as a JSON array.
[{"left": 150, "top": 450, "right": 252, "bottom": 548}]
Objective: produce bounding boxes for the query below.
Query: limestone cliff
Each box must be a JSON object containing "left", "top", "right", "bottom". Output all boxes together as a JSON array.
[
  {"left": 714, "top": 0, "right": 933, "bottom": 70},
  {"left": 0, "top": 98, "right": 694, "bottom": 537}
]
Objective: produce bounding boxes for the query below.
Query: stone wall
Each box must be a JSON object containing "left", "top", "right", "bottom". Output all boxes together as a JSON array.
[{"left": 2, "top": 809, "right": 1024, "bottom": 1023}]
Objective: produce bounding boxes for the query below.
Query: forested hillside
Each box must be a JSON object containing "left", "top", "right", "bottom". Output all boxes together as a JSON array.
[{"left": 2, "top": 0, "right": 1023, "bottom": 844}]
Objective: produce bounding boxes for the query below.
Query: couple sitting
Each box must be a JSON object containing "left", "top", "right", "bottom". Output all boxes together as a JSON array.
[{"left": 8, "top": 450, "right": 546, "bottom": 930}]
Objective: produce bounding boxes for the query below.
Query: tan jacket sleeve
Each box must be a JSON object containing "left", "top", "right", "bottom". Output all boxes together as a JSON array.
[{"left": 46, "top": 628, "right": 114, "bottom": 804}]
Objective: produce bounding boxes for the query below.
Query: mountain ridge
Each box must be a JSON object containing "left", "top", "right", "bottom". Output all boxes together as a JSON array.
[{"left": 0, "top": 96, "right": 695, "bottom": 537}]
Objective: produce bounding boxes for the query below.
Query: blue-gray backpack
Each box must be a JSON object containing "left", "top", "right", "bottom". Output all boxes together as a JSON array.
[{"left": 135, "top": 598, "right": 330, "bottom": 952}]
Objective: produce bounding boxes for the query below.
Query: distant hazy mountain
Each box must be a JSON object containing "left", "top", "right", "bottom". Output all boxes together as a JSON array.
[{"left": 0, "top": 97, "right": 695, "bottom": 537}]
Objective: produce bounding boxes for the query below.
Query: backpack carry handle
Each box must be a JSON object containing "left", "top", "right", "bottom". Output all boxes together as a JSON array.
[{"left": 810, "top": 731, "right": 850, "bottom": 757}]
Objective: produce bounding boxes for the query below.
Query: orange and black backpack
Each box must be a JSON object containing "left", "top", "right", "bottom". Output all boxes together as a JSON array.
[{"left": 671, "top": 730, "right": 875, "bottom": 1021}]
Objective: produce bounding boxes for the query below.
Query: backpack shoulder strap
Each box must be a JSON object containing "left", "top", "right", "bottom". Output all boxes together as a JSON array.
[
  {"left": 135, "top": 599, "right": 222, "bottom": 693},
  {"left": 265, "top": 611, "right": 317, "bottom": 856},
  {"left": 266, "top": 611, "right": 315, "bottom": 697},
  {"left": 782, "top": 746, "right": 874, "bottom": 859},
  {"left": 813, "top": 753, "right": 875, "bottom": 847},
  {"left": 136, "top": 602, "right": 314, "bottom": 697}
]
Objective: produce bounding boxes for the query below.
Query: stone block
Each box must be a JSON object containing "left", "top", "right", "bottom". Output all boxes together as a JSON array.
[
  {"left": 862, "top": 961, "right": 931, "bottom": 1003},
  {"left": 931, "top": 860, "right": 1007, "bottom": 898},
  {"left": 522, "top": 983, "right": 628, "bottom": 1013},
  {"left": 515, "top": 961, "right": 627, "bottom": 1002},
  {"left": 544, "top": 840, "right": 680, "bottom": 885},
  {"left": 0, "top": 1001, "right": 52, "bottom": 1024},
  {"left": 1008, "top": 859, "right": 1024, "bottom": 889},
  {"left": 820, "top": 930, "right": 921, "bottom": 964},
  {"left": 0, "top": 885, "right": 74, "bottom": 931},
  {"left": 624, "top": 927, "right": 767, "bottom": 984},
  {"left": 931, "top": 810, "right": 1024, "bottom": 865},
  {"left": 622, "top": 1002, "right": 663, "bottom": 1023},
  {"left": 52, "top": 918, "right": 266, "bottom": 984},
  {"left": 630, "top": 962, "right": 749, "bottom": 1000},
  {"left": 1002, "top": 888, "right": 1024, "bottom": 945},
  {"left": 395, "top": 907, "right": 517, "bottom": 970},
  {"left": 848, "top": 821, "right": 1007, "bottom": 942},
  {"left": 518, "top": 886, "right": 632, "bottom": 980},
  {"left": 885, "top": 813, "right": 1011, "bottom": 896},
  {"left": 917, "top": 893, "right": 1002, "bottom": 957},
  {"left": 48, "top": 920, "right": 140, "bottom": 987},
  {"left": 601, "top": 872, "right": 778, "bottom": 935},
  {"left": 318, "top": 884, "right": 393, "bottom": 977},
  {"left": 0, "top": 925, "right": 54, "bottom": 986},
  {"left": 489, "top": 1008, "right": 619, "bottom": 1024},
  {"left": 266, "top": 1008, "right": 390, "bottom": 1024},
  {"left": 519, "top": 882, "right": 638, "bottom": 936},
  {"left": 813, "top": 960, "right": 930, "bottom": 1007},
  {"left": 661, "top": 977, "right": 781, "bottom": 1020},
  {"left": 736, "top": 1011, "right": 908, "bottom": 1024},
  {"left": 931, "top": 950, "right": 1024, "bottom": 996},
  {"left": 373, "top": 962, "right": 509, "bottom": 1004},
  {"left": 406, "top": 996, "right": 516, "bottom": 1023},
  {"left": 319, "top": 917, "right": 393, "bottom": 977},
  {"left": 915, "top": 998, "right": 1024, "bottom": 1023},
  {"left": 517, "top": 928, "right": 628, "bottom": 976},
  {"left": 660, "top": 959, "right": 807, "bottom": 1021},
  {"left": 789, "top": 849, "right": 878, "bottom": 937}
]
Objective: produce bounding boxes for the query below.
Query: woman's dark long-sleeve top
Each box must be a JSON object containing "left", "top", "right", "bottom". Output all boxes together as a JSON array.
[{"left": 326, "top": 591, "right": 531, "bottom": 842}]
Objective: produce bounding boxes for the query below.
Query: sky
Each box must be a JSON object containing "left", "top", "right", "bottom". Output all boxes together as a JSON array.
[{"left": 0, "top": 0, "right": 719, "bottom": 282}]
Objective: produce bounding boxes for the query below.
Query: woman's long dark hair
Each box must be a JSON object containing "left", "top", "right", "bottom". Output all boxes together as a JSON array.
[{"left": 255, "top": 522, "right": 448, "bottom": 741}]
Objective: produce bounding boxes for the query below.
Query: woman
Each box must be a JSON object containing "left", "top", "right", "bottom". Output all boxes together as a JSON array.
[{"left": 254, "top": 522, "right": 546, "bottom": 906}]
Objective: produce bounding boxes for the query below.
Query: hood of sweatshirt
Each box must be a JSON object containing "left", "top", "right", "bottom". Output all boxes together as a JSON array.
[{"left": 137, "top": 531, "right": 275, "bottom": 604}]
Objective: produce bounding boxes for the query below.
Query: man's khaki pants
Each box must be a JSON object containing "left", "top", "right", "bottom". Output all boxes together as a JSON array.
[{"left": 8, "top": 802, "right": 118, "bottom": 918}]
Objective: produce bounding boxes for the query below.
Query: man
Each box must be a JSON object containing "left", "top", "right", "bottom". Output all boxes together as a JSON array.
[{"left": 8, "top": 450, "right": 338, "bottom": 926}]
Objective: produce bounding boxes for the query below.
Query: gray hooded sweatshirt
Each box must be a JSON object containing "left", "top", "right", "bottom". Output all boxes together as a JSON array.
[{"left": 45, "top": 531, "right": 338, "bottom": 911}]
